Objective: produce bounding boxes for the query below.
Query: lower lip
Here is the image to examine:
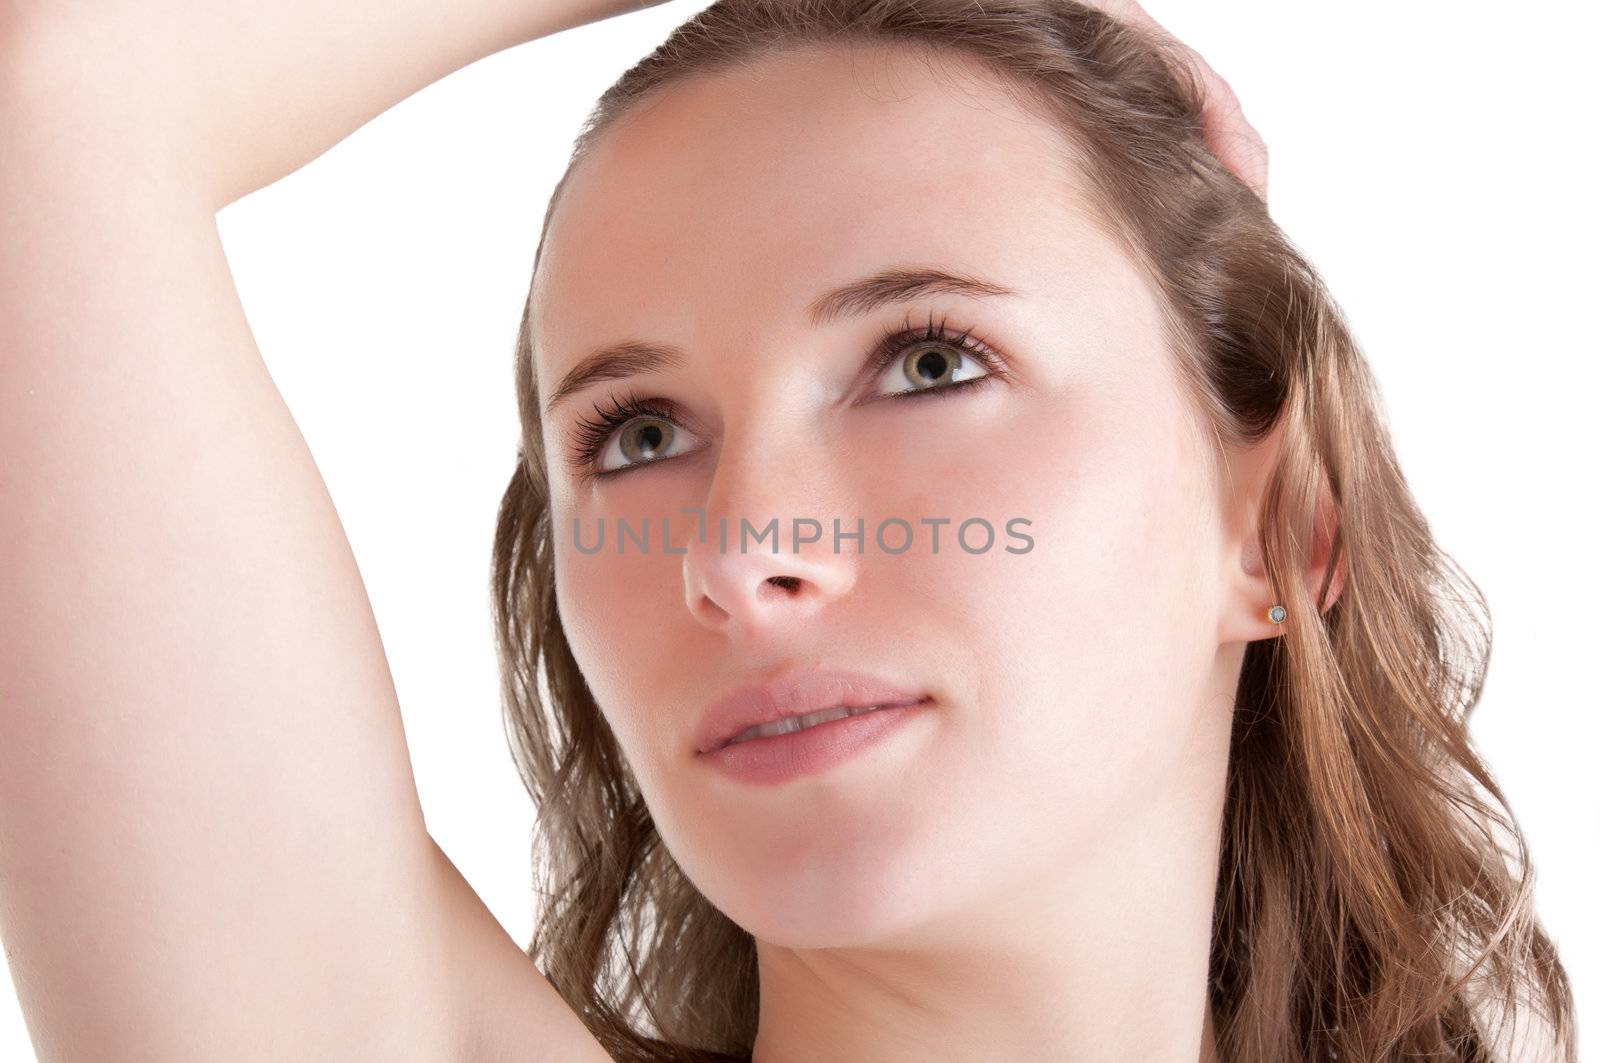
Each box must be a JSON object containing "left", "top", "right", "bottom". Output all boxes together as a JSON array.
[{"left": 698, "top": 699, "right": 932, "bottom": 785}]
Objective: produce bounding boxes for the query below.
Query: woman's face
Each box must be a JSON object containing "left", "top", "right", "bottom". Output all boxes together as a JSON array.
[{"left": 530, "top": 45, "right": 1246, "bottom": 948}]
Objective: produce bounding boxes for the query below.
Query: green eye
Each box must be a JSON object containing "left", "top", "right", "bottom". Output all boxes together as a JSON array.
[
  {"left": 568, "top": 396, "right": 703, "bottom": 480},
  {"left": 875, "top": 337, "right": 994, "bottom": 398}
]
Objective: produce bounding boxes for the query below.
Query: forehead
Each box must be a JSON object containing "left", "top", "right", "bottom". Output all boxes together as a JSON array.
[{"left": 531, "top": 43, "right": 1118, "bottom": 391}]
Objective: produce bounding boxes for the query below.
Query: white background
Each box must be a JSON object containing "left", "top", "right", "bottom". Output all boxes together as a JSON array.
[{"left": 4, "top": 1, "right": 1595, "bottom": 1057}]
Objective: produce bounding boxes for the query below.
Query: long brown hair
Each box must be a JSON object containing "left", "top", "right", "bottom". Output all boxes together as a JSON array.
[{"left": 488, "top": 1, "right": 1577, "bottom": 1058}]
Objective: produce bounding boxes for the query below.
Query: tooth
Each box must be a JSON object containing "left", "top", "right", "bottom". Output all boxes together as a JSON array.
[{"left": 727, "top": 704, "right": 886, "bottom": 745}]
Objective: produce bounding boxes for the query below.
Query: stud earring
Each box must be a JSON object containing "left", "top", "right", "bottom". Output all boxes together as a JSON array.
[{"left": 1267, "top": 604, "right": 1287, "bottom": 624}]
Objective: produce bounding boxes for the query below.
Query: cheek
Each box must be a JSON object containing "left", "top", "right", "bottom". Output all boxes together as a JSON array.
[
  {"left": 881, "top": 377, "right": 1219, "bottom": 831},
  {"left": 552, "top": 518, "right": 691, "bottom": 765}
]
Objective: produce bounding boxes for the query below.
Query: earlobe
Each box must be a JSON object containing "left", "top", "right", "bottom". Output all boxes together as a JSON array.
[
  {"left": 1225, "top": 520, "right": 1292, "bottom": 644},
  {"left": 1219, "top": 421, "right": 1345, "bottom": 644},
  {"left": 1220, "top": 421, "right": 1284, "bottom": 643},
  {"left": 1256, "top": 457, "right": 1347, "bottom": 634}
]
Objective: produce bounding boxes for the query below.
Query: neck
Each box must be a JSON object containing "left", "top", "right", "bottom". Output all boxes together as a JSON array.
[{"left": 749, "top": 767, "right": 1228, "bottom": 1062}]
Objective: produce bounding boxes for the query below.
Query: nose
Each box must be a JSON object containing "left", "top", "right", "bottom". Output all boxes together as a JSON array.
[
  {"left": 680, "top": 429, "right": 858, "bottom": 637},
  {"left": 683, "top": 528, "right": 857, "bottom": 635}
]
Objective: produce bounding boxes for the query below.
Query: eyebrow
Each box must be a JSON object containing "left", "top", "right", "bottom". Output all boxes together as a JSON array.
[{"left": 542, "top": 265, "right": 1019, "bottom": 415}]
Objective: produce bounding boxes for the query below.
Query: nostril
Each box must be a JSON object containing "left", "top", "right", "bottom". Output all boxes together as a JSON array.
[{"left": 767, "top": 576, "right": 801, "bottom": 592}]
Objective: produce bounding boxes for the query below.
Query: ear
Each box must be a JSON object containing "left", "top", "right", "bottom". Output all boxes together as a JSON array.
[{"left": 1218, "top": 417, "right": 1347, "bottom": 645}]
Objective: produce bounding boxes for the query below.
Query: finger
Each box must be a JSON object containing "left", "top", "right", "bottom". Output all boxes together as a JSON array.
[
  {"left": 1185, "top": 49, "right": 1270, "bottom": 200},
  {"left": 1086, "top": 1, "right": 1271, "bottom": 199},
  {"left": 1211, "top": 104, "right": 1269, "bottom": 201},
  {"left": 1077, "top": 0, "right": 1270, "bottom": 199}
]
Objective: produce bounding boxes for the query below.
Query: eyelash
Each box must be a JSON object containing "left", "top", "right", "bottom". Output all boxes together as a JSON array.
[{"left": 566, "top": 310, "right": 1010, "bottom": 482}]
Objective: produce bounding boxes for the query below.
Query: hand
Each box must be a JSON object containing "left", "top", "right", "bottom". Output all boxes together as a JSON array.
[{"left": 1081, "top": 0, "right": 1269, "bottom": 200}]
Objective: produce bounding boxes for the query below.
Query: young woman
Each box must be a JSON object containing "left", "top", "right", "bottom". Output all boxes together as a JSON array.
[{"left": 0, "top": 1, "right": 1575, "bottom": 1060}]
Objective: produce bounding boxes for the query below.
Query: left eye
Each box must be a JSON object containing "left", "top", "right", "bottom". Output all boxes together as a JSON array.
[
  {"left": 871, "top": 338, "right": 994, "bottom": 398},
  {"left": 591, "top": 412, "right": 704, "bottom": 478}
]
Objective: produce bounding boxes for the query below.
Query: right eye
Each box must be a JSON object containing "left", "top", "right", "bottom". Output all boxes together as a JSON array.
[{"left": 568, "top": 394, "right": 704, "bottom": 480}]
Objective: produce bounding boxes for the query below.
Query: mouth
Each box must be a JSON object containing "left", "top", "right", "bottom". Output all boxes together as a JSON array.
[
  {"left": 712, "top": 699, "right": 929, "bottom": 751},
  {"left": 694, "top": 667, "right": 932, "bottom": 756}
]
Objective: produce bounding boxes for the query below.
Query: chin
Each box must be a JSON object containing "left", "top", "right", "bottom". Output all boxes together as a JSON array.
[{"left": 686, "top": 829, "right": 950, "bottom": 950}]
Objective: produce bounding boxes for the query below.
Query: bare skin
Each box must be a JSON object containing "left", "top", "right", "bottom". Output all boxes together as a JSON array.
[
  {"left": 534, "top": 42, "right": 1312, "bottom": 1063},
  {"left": 0, "top": 1, "right": 1273, "bottom": 1059}
]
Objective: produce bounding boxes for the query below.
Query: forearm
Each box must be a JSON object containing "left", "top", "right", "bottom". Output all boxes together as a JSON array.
[{"left": 6, "top": 0, "right": 652, "bottom": 210}]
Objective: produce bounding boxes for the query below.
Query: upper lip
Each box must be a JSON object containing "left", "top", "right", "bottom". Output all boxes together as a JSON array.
[{"left": 693, "top": 666, "right": 931, "bottom": 755}]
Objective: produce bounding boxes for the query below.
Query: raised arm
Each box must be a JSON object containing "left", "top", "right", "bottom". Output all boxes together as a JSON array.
[
  {"left": 0, "top": 2, "right": 655, "bottom": 1059},
  {"left": 8, "top": 0, "right": 660, "bottom": 211}
]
